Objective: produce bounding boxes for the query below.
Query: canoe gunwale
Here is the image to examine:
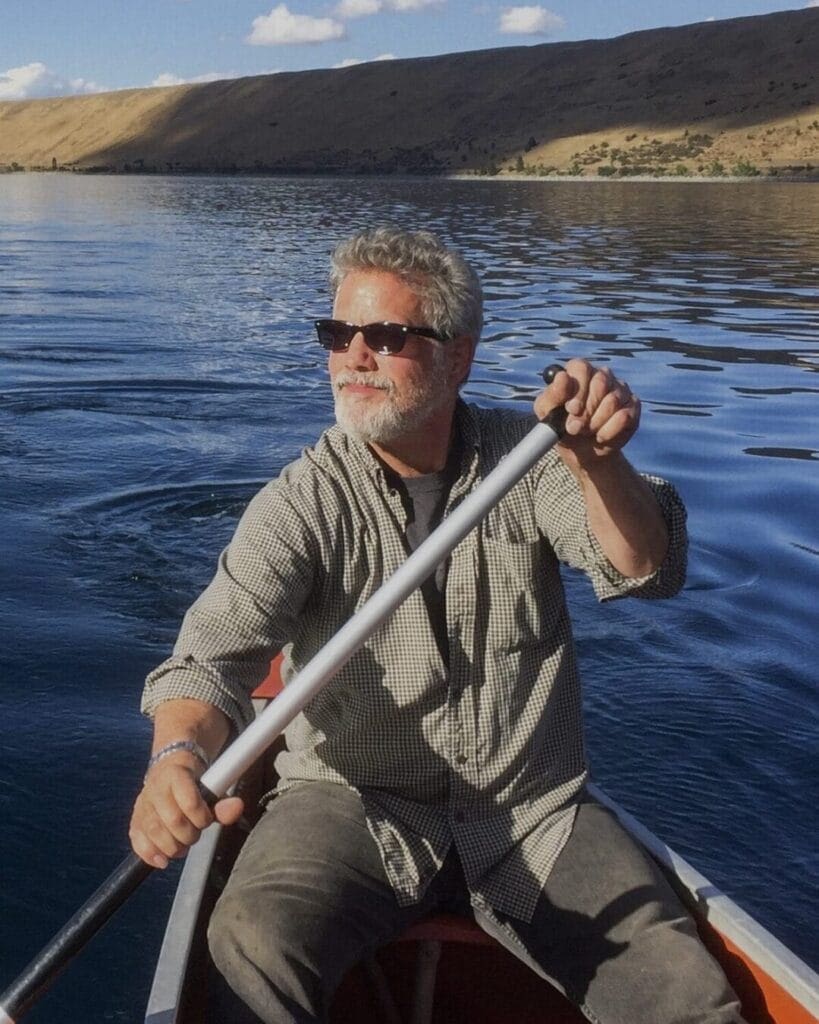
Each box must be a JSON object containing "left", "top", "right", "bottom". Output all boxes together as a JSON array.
[{"left": 144, "top": 820, "right": 223, "bottom": 1024}]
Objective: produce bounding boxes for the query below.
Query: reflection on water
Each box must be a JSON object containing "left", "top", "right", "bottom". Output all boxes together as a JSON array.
[{"left": 0, "top": 175, "right": 817, "bottom": 1021}]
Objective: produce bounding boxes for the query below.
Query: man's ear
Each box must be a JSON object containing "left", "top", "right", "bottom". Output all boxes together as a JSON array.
[{"left": 448, "top": 335, "right": 476, "bottom": 387}]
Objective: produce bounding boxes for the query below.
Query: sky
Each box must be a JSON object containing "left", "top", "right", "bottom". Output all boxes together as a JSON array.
[{"left": 1, "top": 0, "right": 817, "bottom": 100}]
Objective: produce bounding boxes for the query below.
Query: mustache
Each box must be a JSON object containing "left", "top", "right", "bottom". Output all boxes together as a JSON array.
[{"left": 333, "top": 371, "right": 394, "bottom": 393}]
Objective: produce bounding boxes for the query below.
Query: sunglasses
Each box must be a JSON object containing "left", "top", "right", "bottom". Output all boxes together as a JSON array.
[{"left": 314, "top": 319, "right": 447, "bottom": 355}]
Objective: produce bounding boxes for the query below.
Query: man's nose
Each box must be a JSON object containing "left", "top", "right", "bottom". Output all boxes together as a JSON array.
[{"left": 345, "top": 330, "right": 378, "bottom": 369}]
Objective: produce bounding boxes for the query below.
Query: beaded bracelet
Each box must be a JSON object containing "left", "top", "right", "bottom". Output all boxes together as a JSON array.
[{"left": 145, "top": 739, "right": 210, "bottom": 782}]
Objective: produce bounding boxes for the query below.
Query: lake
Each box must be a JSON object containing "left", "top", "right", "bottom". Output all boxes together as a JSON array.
[{"left": 0, "top": 174, "right": 817, "bottom": 1022}]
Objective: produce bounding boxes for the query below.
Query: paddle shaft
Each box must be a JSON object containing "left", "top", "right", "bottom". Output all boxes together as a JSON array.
[{"left": 0, "top": 375, "right": 565, "bottom": 1022}]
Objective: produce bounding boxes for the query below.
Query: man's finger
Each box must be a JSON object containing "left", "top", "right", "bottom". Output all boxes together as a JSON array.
[
  {"left": 586, "top": 368, "right": 616, "bottom": 415},
  {"left": 533, "top": 368, "right": 575, "bottom": 420},
  {"left": 170, "top": 772, "right": 215, "bottom": 831},
  {"left": 214, "top": 796, "right": 245, "bottom": 826},
  {"left": 594, "top": 403, "right": 640, "bottom": 446},
  {"left": 563, "top": 358, "right": 594, "bottom": 415},
  {"left": 588, "top": 385, "right": 632, "bottom": 434}
]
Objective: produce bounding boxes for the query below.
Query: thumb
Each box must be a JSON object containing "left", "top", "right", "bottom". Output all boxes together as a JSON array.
[
  {"left": 213, "top": 795, "right": 245, "bottom": 826},
  {"left": 533, "top": 369, "right": 575, "bottom": 422}
]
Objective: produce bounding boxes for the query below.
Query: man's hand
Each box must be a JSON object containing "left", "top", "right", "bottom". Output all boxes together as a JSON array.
[
  {"left": 130, "top": 745, "right": 243, "bottom": 869},
  {"left": 535, "top": 357, "right": 668, "bottom": 578},
  {"left": 535, "top": 359, "right": 640, "bottom": 470},
  {"left": 130, "top": 699, "right": 241, "bottom": 868}
]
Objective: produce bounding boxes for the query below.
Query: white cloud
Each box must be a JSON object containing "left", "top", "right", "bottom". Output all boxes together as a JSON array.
[
  {"left": 334, "top": 0, "right": 440, "bottom": 17},
  {"left": 151, "top": 71, "right": 238, "bottom": 88},
  {"left": 498, "top": 5, "right": 564, "bottom": 35},
  {"left": 247, "top": 4, "right": 346, "bottom": 44},
  {"left": 0, "top": 61, "right": 104, "bottom": 100},
  {"left": 336, "top": 0, "right": 383, "bottom": 17},
  {"left": 333, "top": 53, "right": 396, "bottom": 67},
  {"left": 805, "top": 1, "right": 819, "bottom": 7},
  {"left": 389, "top": 0, "right": 443, "bottom": 9}
]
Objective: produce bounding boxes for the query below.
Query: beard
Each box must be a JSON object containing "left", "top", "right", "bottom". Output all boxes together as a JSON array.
[{"left": 332, "top": 347, "right": 452, "bottom": 445}]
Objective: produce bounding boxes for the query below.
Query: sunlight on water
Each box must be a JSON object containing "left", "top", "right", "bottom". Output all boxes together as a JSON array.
[{"left": 1, "top": 175, "right": 817, "bottom": 1020}]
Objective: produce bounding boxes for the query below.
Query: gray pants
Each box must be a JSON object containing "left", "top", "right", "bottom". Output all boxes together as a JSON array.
[{"left": 208, "top": 782, "right": 744, "bottom": 1024}]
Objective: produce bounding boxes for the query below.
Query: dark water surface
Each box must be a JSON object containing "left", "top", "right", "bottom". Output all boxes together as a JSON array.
[{"left": 1, "top": 175, "right": 817, "bottom": 1021}]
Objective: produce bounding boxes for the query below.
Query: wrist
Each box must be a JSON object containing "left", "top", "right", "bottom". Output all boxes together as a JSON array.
[
  {"left": 145, "top": 739, "right": 210, "bottom": 783},
  {"left": 559, "top": 444, "right": 624, "bottom": 480}
]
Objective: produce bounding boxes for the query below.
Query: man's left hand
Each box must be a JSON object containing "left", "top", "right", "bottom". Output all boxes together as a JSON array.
[{"left": 534, "top": 359, "right": 640, "bottom": 468}]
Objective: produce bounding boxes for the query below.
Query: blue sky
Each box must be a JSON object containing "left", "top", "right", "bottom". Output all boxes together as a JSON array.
[{"left": 1, "top": 0, "right": 816, "bottom": 99}]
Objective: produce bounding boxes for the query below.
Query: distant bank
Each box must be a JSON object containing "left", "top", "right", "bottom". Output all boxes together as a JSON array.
[{"left": 1, "top": 8, "right": 817, "bottom": 181}]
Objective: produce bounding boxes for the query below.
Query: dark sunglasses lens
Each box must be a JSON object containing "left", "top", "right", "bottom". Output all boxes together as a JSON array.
[
  {"left": 316, "top": 322, "right": 351, "bottom": 350},
  {"left": 366, "top": 324, "right": 406, "bottom": 354}
]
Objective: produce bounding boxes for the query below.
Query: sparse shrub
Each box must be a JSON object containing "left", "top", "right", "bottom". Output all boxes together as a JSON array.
[
  {"left": 598, "top": 165, "right": 617, "bottom": 177},
  {"left": 732, "top": 160, "right": 761, "bottom": 177},
  {"left": 674, "top": 164, "right": 690, "bottom": 176},
  {"left": 705, "top": 160, "right": 726, "bottom": 177},
  {"left": 515, "top": 155, "right": 524, "bottom": 172}
]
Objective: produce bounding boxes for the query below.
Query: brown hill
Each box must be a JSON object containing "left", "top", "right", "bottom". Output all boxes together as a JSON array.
[{"left": 1, "top": 8, "right": 817, "bottom": 179}]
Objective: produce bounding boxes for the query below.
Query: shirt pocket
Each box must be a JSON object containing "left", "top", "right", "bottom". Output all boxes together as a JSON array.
[{"left": 481, "top": 533, "right": 554, "bottom": 653}]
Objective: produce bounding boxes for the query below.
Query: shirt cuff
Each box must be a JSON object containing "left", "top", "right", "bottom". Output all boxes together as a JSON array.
[
  {"left": 586, "top": 475, "right": 688, "bottom": 602},
  {"left": 140, "top": 655, "right": 255, "bottom": 734}
]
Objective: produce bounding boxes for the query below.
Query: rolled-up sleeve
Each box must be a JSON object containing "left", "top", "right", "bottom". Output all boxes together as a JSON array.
[
  {"left": 141, "top": 479, "right": 317, "bottom": 733},
  {"left": 534, "top": 453, "right": 688, "bottom": 603}
]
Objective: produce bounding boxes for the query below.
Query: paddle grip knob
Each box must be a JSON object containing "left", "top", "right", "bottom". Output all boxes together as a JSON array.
[{"left": 540, "top": 363, "right": 567, "bottom": 437}]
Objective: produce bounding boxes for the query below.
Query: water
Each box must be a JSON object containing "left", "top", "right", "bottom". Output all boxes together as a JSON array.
[{"left": 0, "top": 175, "right": 817, "bottom": 1021}]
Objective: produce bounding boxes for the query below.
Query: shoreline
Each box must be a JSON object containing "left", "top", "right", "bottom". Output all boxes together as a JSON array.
[{"left": 2, "top": 169, "right": 818, "bottom": 184}]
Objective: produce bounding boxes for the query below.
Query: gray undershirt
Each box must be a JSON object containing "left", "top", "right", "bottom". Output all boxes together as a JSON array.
[{"left": 388, "top": 444, "right": 460, "bottom": 664}]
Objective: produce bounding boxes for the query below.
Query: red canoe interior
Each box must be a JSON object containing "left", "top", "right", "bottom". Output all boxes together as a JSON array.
[{"left": 253, "top": 657, "right": 816, "bottom": 1024}]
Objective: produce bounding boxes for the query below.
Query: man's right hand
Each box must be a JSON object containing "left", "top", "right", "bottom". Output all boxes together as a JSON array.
[{"left": 129, "top": 751, "right": 244, "bottom": 869}]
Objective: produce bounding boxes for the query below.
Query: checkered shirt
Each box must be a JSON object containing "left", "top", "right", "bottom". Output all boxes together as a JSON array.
[{"left": 142, "top": 400, "right": 687, "bottom": 921}]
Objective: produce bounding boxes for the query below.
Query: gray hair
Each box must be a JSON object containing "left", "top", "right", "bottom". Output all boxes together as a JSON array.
[{"left": 329, "top": 227, "right": 483, "bottom": 343}]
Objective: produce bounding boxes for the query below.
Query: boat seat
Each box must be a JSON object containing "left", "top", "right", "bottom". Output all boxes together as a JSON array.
[
  {"left": 362, "top": 914, "right": 496, "bottom": 1024},
  {"left": 397, "top": 912, "right": 495, "bottom": 947}
]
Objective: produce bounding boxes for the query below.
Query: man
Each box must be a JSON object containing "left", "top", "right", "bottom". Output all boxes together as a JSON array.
[{"left": 130, "top": 228, "right": 744, "bottom": 1023}]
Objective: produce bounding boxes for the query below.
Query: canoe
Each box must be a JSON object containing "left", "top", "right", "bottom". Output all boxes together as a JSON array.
[{"left": 145, "top": 661, "right": 819, "bottom": 1024}]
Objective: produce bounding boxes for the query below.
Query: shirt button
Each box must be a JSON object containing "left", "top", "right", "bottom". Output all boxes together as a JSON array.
[
  {"left": 453, "top": 809, "right": 465, "bottom": 823},
  {"left": 455, "top": 753, "right": 467, "bottom": 765}
]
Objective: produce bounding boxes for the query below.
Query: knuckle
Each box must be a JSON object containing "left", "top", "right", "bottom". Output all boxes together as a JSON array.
[
  {"left": 166, "top": 807, "right": 188, "bottom": 830},
  {"left": 145, "top": 818, "right": 168, "bottom": 842},
  {"left": 130, "top": 831, "right": 155, "bottom": 862},
  {"left": 177, "top": 788, "right": 201, "bottom": 814}
]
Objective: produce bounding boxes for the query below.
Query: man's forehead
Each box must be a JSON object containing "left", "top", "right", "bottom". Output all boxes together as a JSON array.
[{"left": 333, "top": 270, "right": 424, "bottom": 318}]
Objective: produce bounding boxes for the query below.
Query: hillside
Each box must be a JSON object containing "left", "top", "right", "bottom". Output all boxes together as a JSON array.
[{"left": 1, "top": 8, "right": 817, "bottom": 179}]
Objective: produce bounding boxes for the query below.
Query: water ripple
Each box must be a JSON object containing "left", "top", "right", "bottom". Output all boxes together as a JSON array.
[{"left": 1, "top": 176, "right": 817, "bottom": 1010}]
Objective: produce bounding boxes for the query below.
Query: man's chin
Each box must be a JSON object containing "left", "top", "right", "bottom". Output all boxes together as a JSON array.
[{"left": 335, "top": 400, "right": 394, "bottom": 445}]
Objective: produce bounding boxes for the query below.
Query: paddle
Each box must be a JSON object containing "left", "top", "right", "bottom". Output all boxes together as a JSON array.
[{"left": 0, "top": 367, "right": 566, "bottom": 1023}]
